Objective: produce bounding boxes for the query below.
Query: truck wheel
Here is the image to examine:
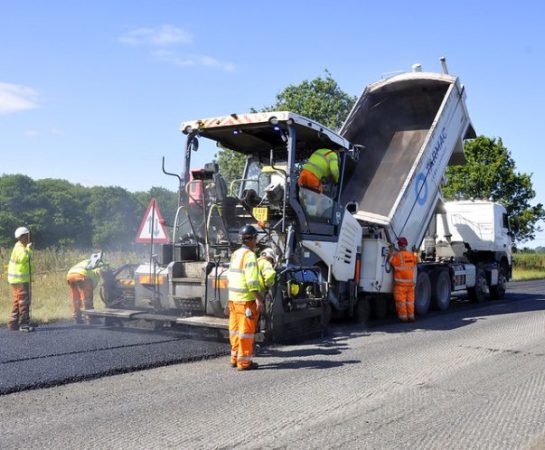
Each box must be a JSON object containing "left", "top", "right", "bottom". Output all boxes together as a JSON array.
[
  {"left": 355, "top": 297, "right": 370, "bottom": 324},
  {"left": 432, "top": 270, "right": 451, "bottom": 311},
  {"left": 371, "top": 296, "right": 388, "bottom": 320},
  {"left": 468, "top": 267, "right": 488, "bottom": 303},
  {"left": 415, "top": 272, "right": 431, "bottom": 315},
  {"left": 264, "top": 287, "right": 284, "bottom": 344},
  {"left": 490, "top": 267, "right": 507, "bottom": 300}
]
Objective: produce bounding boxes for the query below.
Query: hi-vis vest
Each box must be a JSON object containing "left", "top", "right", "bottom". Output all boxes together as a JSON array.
[
  {"left": 302, "top": 148, "right": 339, "bottom": 183},
  {"left": 257, "top": 257, "right": 276, "bottom": 291},
  {"left": 67, "top": 259, "right": 102, "bottom": 288},
  {"left": 228, "top": 247, "right": 260, "bottom": 302},
  {"left": 7, "top": 241, "right": 33, "bottom": 284},
  {"left": 390, "top": 250, "right": 417, "bottom": 285}
]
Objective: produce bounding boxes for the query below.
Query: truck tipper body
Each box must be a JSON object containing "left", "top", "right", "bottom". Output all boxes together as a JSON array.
[
  {"left": 338, "top": 65, "right": 512, "bottom": 314},
  {"left": 91, "top": 59, "right": 512, "bottom": 338}
]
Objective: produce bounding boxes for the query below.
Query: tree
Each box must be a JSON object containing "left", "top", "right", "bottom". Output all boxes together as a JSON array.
[
  {"left": 35, "top": 178, "right": 91, "bottom": 248},
  {"left": 134, "top": 187, "right": 178, "bottom": 228},
  {"left": 216, "top": 70, "right": 356, "bottom": 184},
  {"left": 262, "top": 69, "right": 356, "bottom": 130},
  {"left": 86, "top": 186, "right": 143, "bottom": 250},
  {"left": 0, "top": 174, "right": 48, "bottom": 248},
  {"left": 443, "top": 136, "right": 545, "bottom": 243}
]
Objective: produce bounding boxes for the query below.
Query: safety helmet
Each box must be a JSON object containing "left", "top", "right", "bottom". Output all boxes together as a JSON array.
[
  {"left": 397, "top": 237, "right": 408, "bottom": 247},
  {"left": 239, "top": 224, "right": 258, "bottom": 241},
  {"left": 14, "top": 226, "right": 30, "bottom": 239},
  {"left": 260, "top": 247, "right": 276, "bottom": 264}
]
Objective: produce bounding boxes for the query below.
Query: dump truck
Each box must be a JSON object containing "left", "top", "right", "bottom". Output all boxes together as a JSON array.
[{"left": 90, "top": 58, "right": 512, "bottom": 340}]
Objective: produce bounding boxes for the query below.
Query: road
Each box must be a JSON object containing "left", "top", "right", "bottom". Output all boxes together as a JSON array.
[{"left": 1, "top": 280, "right": 544, "bottom": 449}]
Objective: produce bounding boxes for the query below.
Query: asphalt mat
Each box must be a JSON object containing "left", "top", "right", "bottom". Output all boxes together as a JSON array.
[{"left": 0, "top": 322, "right": 230, "bottom": 395}]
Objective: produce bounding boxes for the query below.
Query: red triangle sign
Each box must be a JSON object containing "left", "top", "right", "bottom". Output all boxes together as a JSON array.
[{"left": 136, "top": 198, "right": 170, "bottom": 244}]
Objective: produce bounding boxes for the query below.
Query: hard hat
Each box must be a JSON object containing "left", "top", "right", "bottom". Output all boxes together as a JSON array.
[
  {"left": 261, "top": 247, "right": 276, "bottom": 263},
  {"left": 14, "top": 226, "right": 30, "bottom": 239},
  {"left": 397, "top": 236, "right": 408, "bottom": 247},
  {"left": 239, "top": 225, "right": 258, "bottom": 241}
]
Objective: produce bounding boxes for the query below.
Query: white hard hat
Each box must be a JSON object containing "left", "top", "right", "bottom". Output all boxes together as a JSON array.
[
  {"left": 14, "top": 226, "right": 30, "bottom": 239},
  {"left": 261, "top": 247, "right": 276, "bottom": 264}
]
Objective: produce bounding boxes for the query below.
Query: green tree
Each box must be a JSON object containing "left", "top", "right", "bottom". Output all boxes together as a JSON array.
[
  {"left": 134, "top": 187, "right": 178, "bottom": 228},
  {"left": 0, "top": 174, "right": 48, "bottom": 248},
  {"left": 86, "top": 186, "right": 143, "bottom": 250},
  {"left": 35, "top": 178, "right": 91, "bottom": 248},
  {"left": 216, "top": 70, "right": 356, "bottom": 184},
  {"left": 443, "top": 136, "right": 545, "bottom": 243},
  {"left": 262, "top": 69, "right": 356, "bottom": 130}
]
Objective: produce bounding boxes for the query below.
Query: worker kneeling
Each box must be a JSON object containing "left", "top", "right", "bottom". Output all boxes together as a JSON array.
[
  {"left": 227, "top": 225, "right": 264, "bottom": 371},
  {"left": 66, "top": 254, "right": 105, "bottom": 324},
  {"left": 388, "top": 237, "right": 418, "bottom": 323},
  {"left": 297, "top": 148, "right": 339, "bottom": 194}
]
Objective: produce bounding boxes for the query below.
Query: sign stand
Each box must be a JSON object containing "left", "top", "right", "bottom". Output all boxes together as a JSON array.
[{"left": 135, "top": 198, "right": 170, "bottom": 309}]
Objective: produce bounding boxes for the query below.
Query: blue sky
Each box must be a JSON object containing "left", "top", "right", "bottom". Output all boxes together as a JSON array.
[{"left": 1, "top": 0, "right": 544, "bottom": 246}]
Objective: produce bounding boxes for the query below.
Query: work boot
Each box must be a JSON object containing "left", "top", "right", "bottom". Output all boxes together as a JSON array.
[
  {"left": 74, "top": 314, "right": 84, "bottom": 324},
  {"left": 19, "top": 324, "right": 35, "bottom": 332},
  {"left": 237, "top": 362, "right": 258, "bottom": 371}
]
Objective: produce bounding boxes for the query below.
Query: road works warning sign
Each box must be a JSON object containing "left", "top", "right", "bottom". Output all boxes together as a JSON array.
[{"left": 135, "top": 198, "right": 170, "bottom": 244}]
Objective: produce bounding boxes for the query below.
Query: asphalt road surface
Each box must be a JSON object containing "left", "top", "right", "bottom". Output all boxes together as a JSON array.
[
  {"left": 0, "top": 322, "right": 229, "bottom": 395},
  {"left": 1, "top": 280, "right": 544, "bottom": 449}
]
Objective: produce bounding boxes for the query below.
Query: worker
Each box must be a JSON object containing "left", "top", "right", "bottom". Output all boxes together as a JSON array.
[
  {"left": 7, "top": 226, "right": 35, "bottom": 332},
  {"left": 66, "top": 255, "right": 105, "bottom": 324},
  {"left": 257, "top": 247, "right": 277, "bottom": 292},
  {"left": 388, "top": 236, "right": 418, "bottom": 323},
  {"left": 297, "top": 148, "right": 339, "bottom": 193},
  {"left": 227, "top": 225, "right": 264, "bottom": 371}
]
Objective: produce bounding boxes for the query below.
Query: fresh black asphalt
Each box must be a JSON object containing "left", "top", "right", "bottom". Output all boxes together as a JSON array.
[{"left": 0, "top": 322, "right": 229, "bottom": 395}]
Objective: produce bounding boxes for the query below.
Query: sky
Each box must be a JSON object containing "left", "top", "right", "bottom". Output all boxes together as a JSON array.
[{"left": 1, "top": 0, "right": 544, "bottom": 246}]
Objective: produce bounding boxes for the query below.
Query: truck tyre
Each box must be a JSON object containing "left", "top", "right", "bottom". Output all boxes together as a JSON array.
[
  {"left": 432, "top": 270, "right": 451, "bottom": 311},
  {"left": 264, "top": 286, "right": 284, "bottom": 344},
  {"left": 355, "top": 297, "right": 370, "bottom": 324},
  {"left": 415, "top": 271, "right": 431, "bottom": 315},
  {"left": 490, "top": 267, "right": 507, "bottom": 300},
  {"left": 371, "top": 296, "right": 388, "bottom": 320},
  {"left": 468, "top": 267, "right": 488, "bottom": 303}
]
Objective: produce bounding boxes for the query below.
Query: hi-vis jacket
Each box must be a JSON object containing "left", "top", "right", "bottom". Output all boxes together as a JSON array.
[
  {"left": 67, "top": 260, "right": 102, "bottom": 288},
  {"left": 302, "top": 148, "right": 339, "bottom": 183},
  {"left": 257, "top": 257, "right": 276, "bottom": 291},
  {"left": 228, "top": 246, "right": 260, "bottom": 302},
  {"left": 389, "top": 250, "right": 418, "bottom": 285},
  {"left": 7, "top": 241, "right": 33, "bottom": 284}
]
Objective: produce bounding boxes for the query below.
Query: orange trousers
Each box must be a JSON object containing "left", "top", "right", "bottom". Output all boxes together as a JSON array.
[
  {"left": 67, "top": 273, "right": 94, "bottom": 321},
  {"left": 297, "top": 169, "right": 323, "bottom": 193},
  {"left": 393, "top": 283, "right": 415, "bottom": 322},
  {"left": 8, "top": 283, "right": 31, "bottom": 330},
  {"left": 228, "top": 301, "right": 258, "bottom": 369}
]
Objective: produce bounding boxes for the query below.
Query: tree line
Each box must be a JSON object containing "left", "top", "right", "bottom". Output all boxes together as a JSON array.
[{"left": 0, "top": 174, "right": 178, "bottom": 249}]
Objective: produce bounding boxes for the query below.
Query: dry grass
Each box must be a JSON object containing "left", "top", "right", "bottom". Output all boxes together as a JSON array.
[{"left": 1, "top": 248, "right": 142, "bottom": 325}]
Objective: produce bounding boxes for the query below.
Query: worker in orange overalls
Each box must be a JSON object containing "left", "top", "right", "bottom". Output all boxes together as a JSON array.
[
  {"left": 297, "top": 148, "right": 339, "bottom": 193},
  {"left": 227, "top": 225, "right": 264, "bottom": 371},
  {"left": 66, "top": 255, "right": 104, "bottom": 324},
  {"left": 388, "top": 236, "right": 418, "bottom": 322}
]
